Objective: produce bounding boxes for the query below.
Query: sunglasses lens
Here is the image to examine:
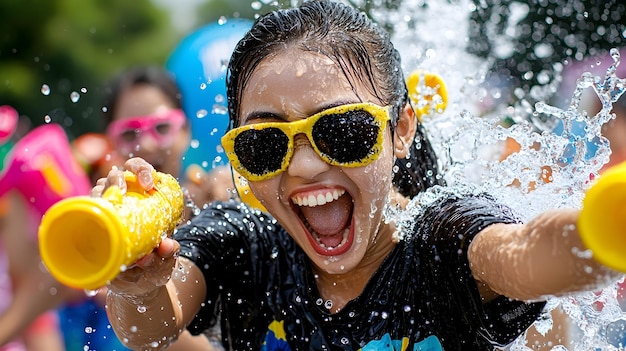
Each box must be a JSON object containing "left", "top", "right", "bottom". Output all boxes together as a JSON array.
[
  {"left": 312, "top": 110, "right": 380, "bottom": 164},
  {"left": 234, "top": 127, "right": 289, "bottom": 176}
]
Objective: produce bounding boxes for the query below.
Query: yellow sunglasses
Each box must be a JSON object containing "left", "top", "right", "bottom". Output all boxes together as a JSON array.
[{"left": 221, "top": 103, "right": 392, "bottom": 181}]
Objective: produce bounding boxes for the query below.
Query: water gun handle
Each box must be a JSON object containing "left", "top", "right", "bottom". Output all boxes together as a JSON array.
[
  {"left": 38, "top": 170, "right": 184, "bottom": 290},
  {"left": 578, "top": 161, "right": 626, "bottom": 273}
]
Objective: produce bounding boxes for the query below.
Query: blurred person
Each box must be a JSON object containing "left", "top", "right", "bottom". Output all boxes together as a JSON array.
[
  {"left": 102, "top": 65, "right": 235, "bottom": 216},
  {"left": 0, "top": 109, "right": 83, "bottom": 351},
  {"left": 0, "top": 191, "right": 69, "bottom": 351}
]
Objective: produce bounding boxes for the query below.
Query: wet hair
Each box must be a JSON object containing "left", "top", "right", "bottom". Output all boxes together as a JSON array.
[
  {"left": 226, "top": 0, "right": 444, "bottom": 198},
  {"left": 102, "top": 65, "right": 183, "bottom": 126}
]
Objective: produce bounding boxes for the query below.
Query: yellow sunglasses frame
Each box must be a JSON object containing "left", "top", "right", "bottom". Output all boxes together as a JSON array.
[{"left": 221, "top": 102, "right": 392, "bottom": 182}]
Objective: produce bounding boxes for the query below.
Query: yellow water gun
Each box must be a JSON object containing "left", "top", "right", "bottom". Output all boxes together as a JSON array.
[
  {"left": 38, "top": 170, "right": 183, "bottom": 290},
  {"left": 578, "top": 161, "right": 626, "bottom": 273}
]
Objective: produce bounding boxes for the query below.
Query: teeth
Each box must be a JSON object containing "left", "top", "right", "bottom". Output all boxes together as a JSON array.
[{"left": 292, "top": 189, "right": 345, "bottom": 207}]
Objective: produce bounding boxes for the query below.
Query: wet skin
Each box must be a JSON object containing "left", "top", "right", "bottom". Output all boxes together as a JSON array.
[{"left": 238, "top": 49, "right": 416, "bottom": 312}]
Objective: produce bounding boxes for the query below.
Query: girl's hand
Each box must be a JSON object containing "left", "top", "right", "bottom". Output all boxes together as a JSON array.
[
  {"left": 107, "top": 237, "right": 180, "bottom": 299},
  {"left": 91, "top": 157, "right": 156, "bottom": 197},
  {"left": 92, "top": 157, "right": 176, "bottom": 298}
]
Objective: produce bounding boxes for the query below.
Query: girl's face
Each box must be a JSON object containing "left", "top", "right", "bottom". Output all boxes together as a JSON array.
[
  {"left": 238, "top": 50, "right": 414, "bottom": 275},
  {"left": 110, "top": 84, "right": 190, "bottom": 177}
]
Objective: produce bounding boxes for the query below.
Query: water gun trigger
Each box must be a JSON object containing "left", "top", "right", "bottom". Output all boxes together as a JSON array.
[{"left": 406, "top": 70, "right": 448, "bottom": 121}]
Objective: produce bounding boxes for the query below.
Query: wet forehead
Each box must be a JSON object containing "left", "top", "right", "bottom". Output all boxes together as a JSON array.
[{"left": 239, "top": 50, "right": 368, "bottom": 121}]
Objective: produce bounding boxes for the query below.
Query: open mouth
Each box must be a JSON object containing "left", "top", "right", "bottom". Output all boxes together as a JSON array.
[{"left": 291, "top": 188, "right": 354, "bottom": 256}]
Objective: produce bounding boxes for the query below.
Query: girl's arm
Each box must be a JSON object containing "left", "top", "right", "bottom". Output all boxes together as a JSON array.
[
  {"left": 468, "top": 208, "right": 622, "bottom": 302},
  {"left": 106, "top": 239, "right": 207, "bottom": 351},
  {"left": 101, "top": 159, "right": 208, "bottom": 351}
]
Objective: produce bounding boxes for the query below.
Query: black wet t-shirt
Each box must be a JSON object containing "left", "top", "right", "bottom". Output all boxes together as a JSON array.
[{"left": 174, "top": 192, "right": 546, "bottom": 351}]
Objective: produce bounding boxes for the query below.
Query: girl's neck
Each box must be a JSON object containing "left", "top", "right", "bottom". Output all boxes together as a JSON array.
[{"left": 312, "top": 223, "right": 397, "bottom": 314}]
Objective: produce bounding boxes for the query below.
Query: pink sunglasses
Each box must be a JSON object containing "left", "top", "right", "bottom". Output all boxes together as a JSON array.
[{"left": 106, "top": 109, "right": 186, "bottom": 148}]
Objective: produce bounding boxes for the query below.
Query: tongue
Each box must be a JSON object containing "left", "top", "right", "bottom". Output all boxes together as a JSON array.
[{"left": 300, "top": 194, "right": 352, "bottom": 239}]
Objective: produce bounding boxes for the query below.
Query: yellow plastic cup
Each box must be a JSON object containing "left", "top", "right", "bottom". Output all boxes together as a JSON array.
[
  {"left": 38, "top": 170, "right": 184, "bottom": 290},
  {"left": 578, "top": 161, "right": 626, "bottom": 273},
  {"left": 406, "top": 70, "right": 448, "bottom": 121}
]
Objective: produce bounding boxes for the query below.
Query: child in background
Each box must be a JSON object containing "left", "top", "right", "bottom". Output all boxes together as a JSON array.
[
  {"left": 102, "top": 65, "right": 235, "bottom": 216},
  {"left": 98, "top": 2, "right": 622, "bottom": 350}
]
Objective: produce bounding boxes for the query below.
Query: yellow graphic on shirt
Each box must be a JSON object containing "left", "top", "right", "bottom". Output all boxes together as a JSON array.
[{"left": 268, "top": 320, "right": 287, "bottom": 340}]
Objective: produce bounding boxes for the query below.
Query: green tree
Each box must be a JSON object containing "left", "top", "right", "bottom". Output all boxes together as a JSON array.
[{"left": 0, "top": 0, "right": 180, "bottom": 139}]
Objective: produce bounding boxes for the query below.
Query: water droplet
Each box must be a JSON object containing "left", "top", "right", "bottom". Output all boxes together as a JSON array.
[
  {"left": 196, "top": 109, "right": 208, "bottom": 118},
  {"left": 212, "top": 104, "right": 228, "bottom": 115},
  {"left": 44, "top": 115, "right": 51, "bottom": 123},
  {"left": 137, "top": 305, "right": 147, "bottom": 313},
  {"left": 70, "top": 91, "right": 80, "bottom": 103},
  {"left": 41, "top": 84, "right": 51, "bottom": 96},
  {"left": 84, "top": 289, "right": 99, "bottom": 297},
  {"left": 270, "top": 246, "right": 279, "bottom": 259}
]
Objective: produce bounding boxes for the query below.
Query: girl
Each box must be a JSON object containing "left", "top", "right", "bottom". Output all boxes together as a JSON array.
[
  {"left": 102, "top": 65, "right": 234, "bottom": 211},
  {"left": 100, "top": 1, "right": 621, "bottom": 350}
]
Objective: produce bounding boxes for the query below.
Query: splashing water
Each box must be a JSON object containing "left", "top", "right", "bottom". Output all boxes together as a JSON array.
[{"left": 367, "top": 0, "right": 626, "bottom": 349}]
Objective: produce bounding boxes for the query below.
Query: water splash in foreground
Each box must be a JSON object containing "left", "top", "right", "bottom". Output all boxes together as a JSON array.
[{"left": 375, "top": 0, "right": 626, "bottom": 348}]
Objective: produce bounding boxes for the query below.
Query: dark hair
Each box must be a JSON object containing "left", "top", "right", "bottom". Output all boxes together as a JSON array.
[
  {"left": 102, "top": 65, "right": 183, "bottom": 126},
  {"left": 226, "top": 0, "right": 444, "bottom": 198}
]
